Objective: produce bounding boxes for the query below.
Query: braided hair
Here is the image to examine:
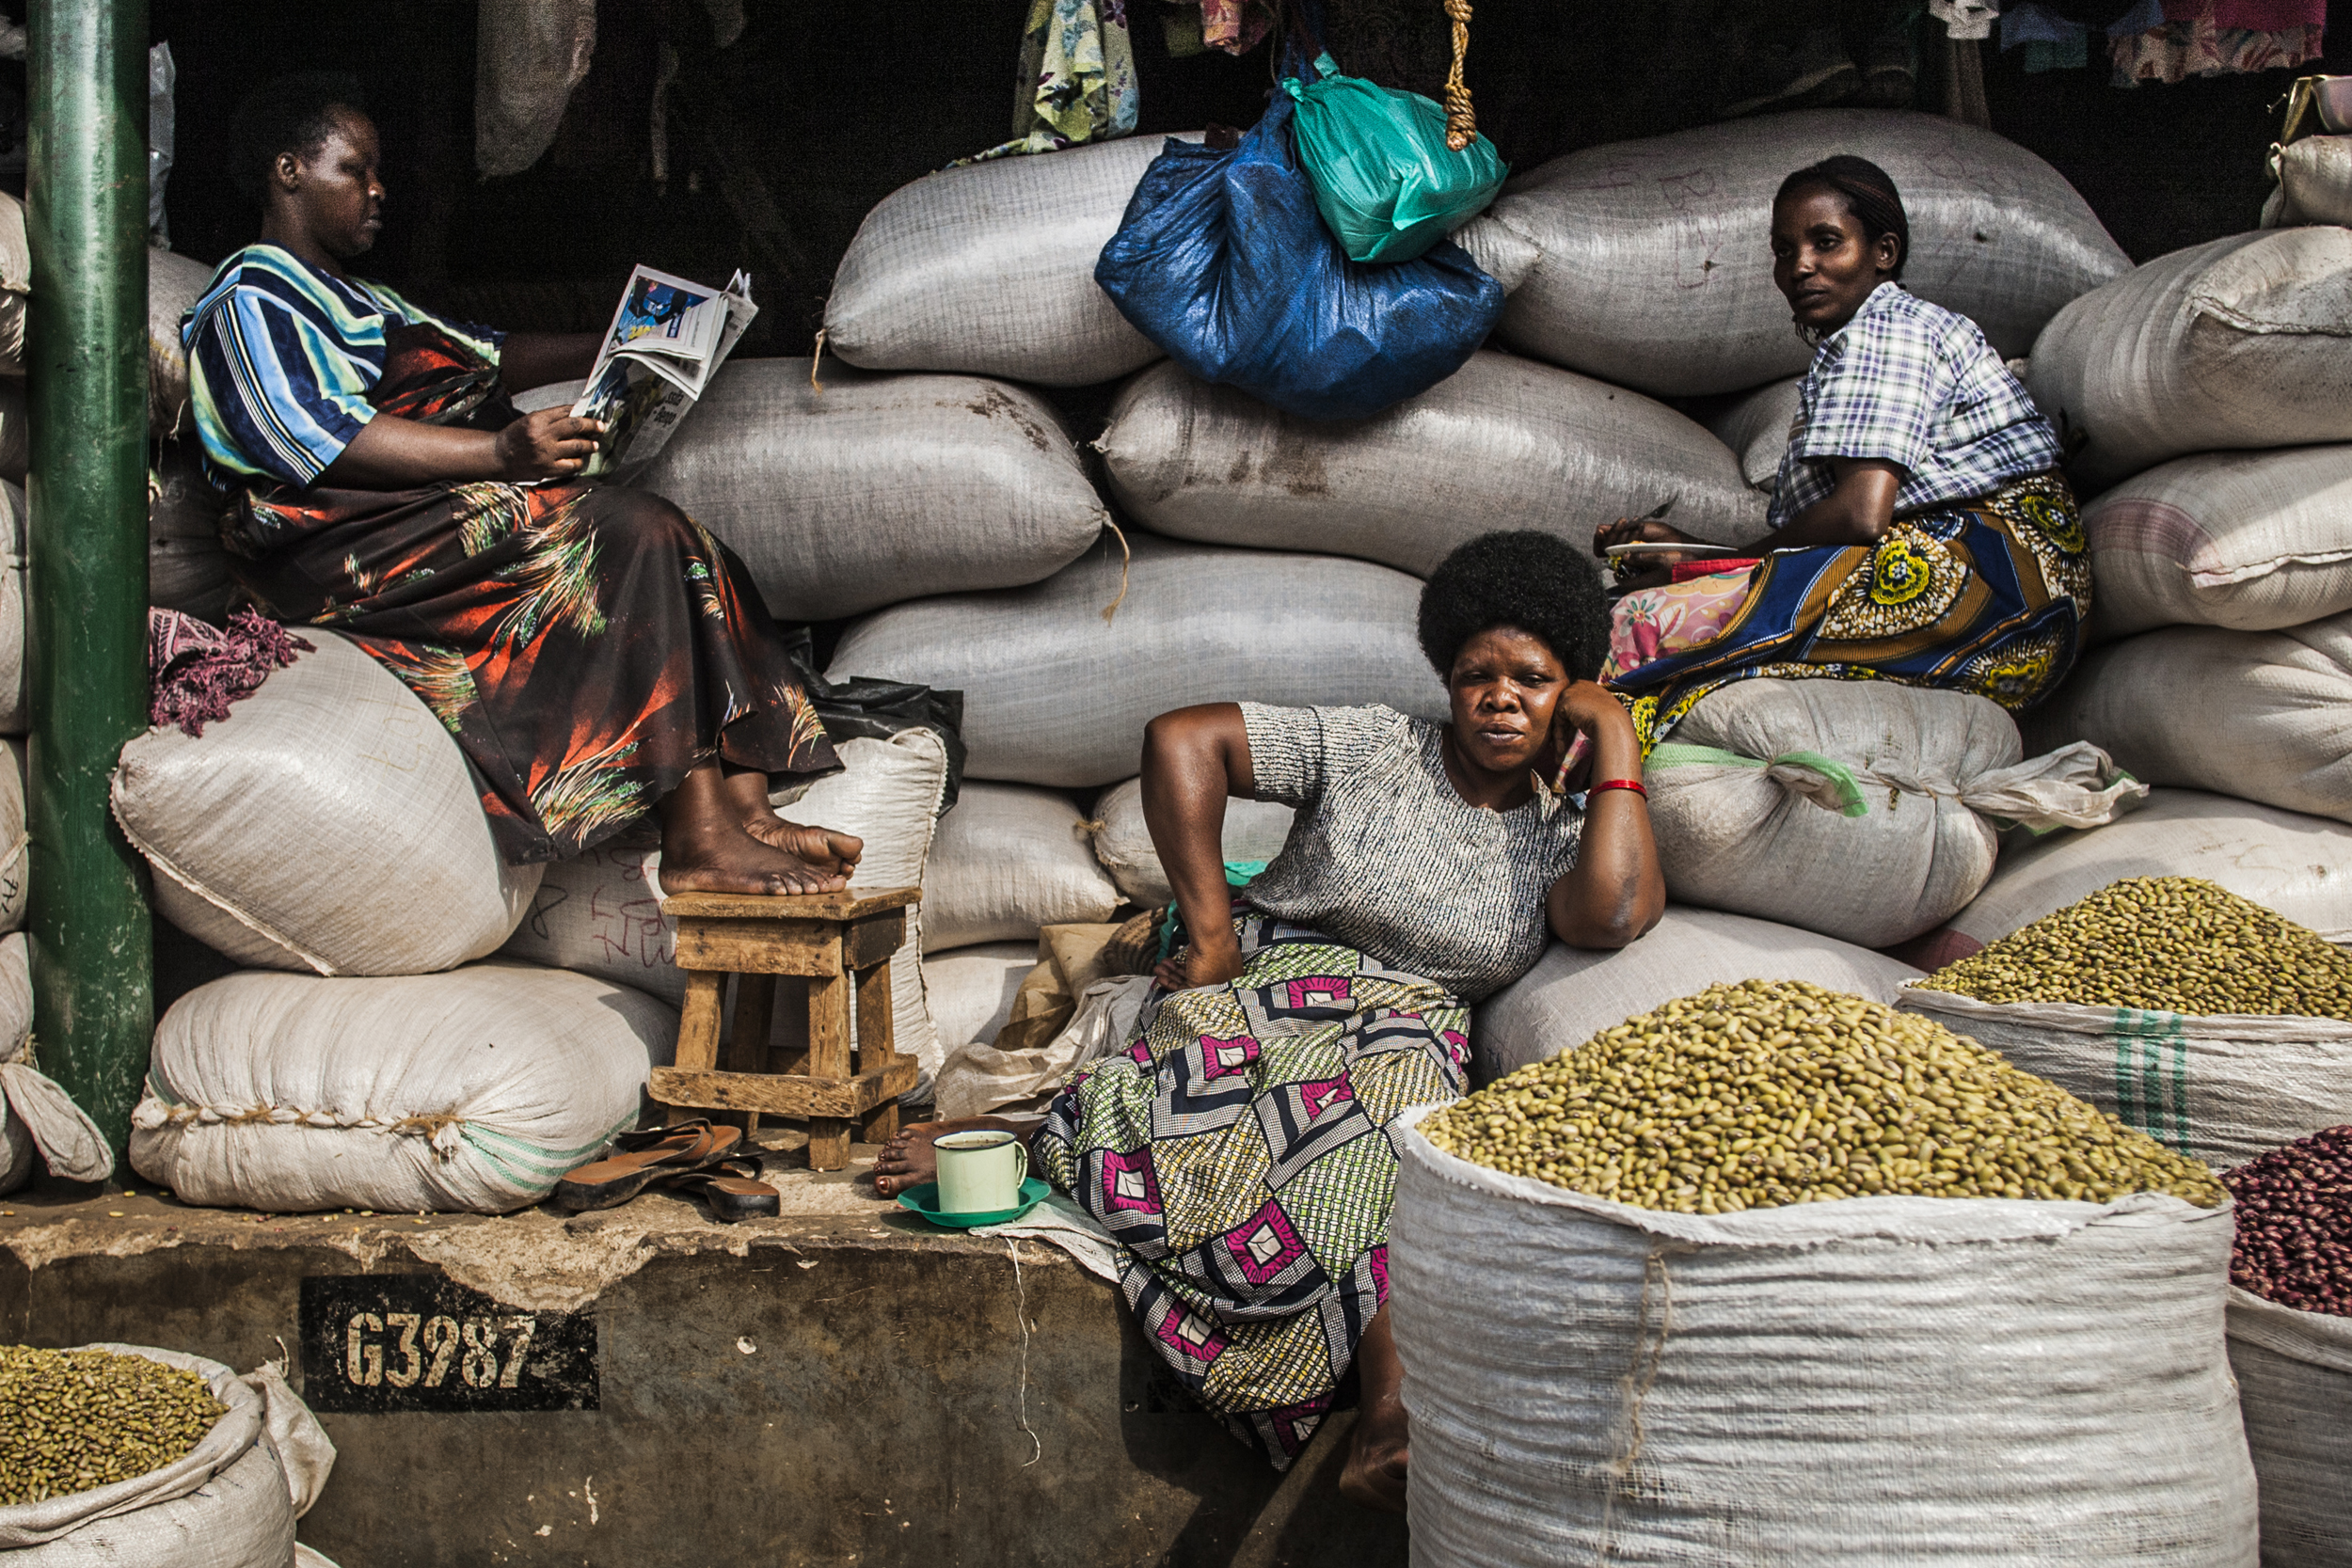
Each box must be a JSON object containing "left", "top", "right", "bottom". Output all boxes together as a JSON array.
[{"left": 1774, "top": 155, "right": 1909, "bottom": 281}]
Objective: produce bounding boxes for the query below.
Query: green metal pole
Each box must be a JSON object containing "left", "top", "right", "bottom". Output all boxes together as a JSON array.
[{"left": 26, "top": 0, "right": 152, "bottom": 1164}]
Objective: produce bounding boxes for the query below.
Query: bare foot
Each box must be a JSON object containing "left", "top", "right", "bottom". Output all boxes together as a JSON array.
[
  {"left": 721, "top": 768, "right": 865, "bottom": 874},
  {"left": 1338, "top": 1306, "right": 1409, "bottom": 1514},
  {"left": 746, "top": 816, "right": 864, "bottom": 874},
  {"left": 871, "top": 1117, "right": 1033, "bottom": 1197},
  {"left": 659, "top": 763, "right": 853, "bottom": 896}
]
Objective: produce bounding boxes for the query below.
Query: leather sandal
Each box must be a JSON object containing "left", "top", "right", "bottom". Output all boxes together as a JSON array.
[
  {"left": 551, "top": 1120, "right": 744, "bottom": 1212},
  {"left": 660, "top": 1157, "right": 781, "bottom": 1223}
]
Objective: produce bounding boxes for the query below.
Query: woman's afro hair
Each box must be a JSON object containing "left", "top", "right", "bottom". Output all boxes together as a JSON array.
[
  {"left": 1417, "top": 531, "right": 1612, "bottom": 683},
  {"left": 230, "top": 71, "right": 368, "bottom": 205}
]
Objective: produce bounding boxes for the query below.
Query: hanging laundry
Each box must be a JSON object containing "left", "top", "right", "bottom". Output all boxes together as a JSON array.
[
  {"left": 966, "top": 0, "right": 1139, "bottom": 162},
  {"left": 1201, "top": 0, "right": 1276, "bottom": 55},
  {"left": 2109, "top": 0, "right": 2324, "bottom": 84},
  {"left": 2000, "top": 2, "right": 2090, "bottom": 70},
  {"left": 1930, "top": 0, "right": 2000, "bottom": 40}
]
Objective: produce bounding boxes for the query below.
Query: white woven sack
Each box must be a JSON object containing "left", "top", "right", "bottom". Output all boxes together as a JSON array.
[
  {"left": 1486, "top": 109, "right": 2127, "bottom": 398},
  {"left": 0, "top": 931, "right": 111, "bottom": 1190},
  {"left": 1087, "top": 776, "right": 1293, "bottom": 908},
  {"left": 2276, "top": 135, "right": 2352, "bottom": 229},
  {"left": 923, "top": 783, "right": 1120, "bottom": 951},
  {"left": 2225, "top": 1286, "right": 2352, "bottom": 1568},
  {"left": 1096, "top": 352, "right": 1768, "bottom": 577},
  {"left": 0, "top": 936, "right": 105, "bottom": 1202},
  {"left": 113, "top": 629, "right": 541, "bottom": 974},
  {"left": 1391, "top": 1112, "right": 2255, "bottom": 1567},
  {"left": 823, "top": 134, "right": 1194, "bottom": 388},
  {"left": 1703, "top": 374, "right": 1804, "bottom": 491},
  {"left": 499, "top": 728, "right": 951, "bottom": 1071},
  {"left": 0, "top": 736, "right": 23, "bottom": 934},
  {"left": 922, "top": 942, "right": 1035, "bottom": 1057},
  {"left": 150, "top": 440, "right": 233, "bottom": 619},
  {"left": 0, "top": 190, "right": 24, "bottom": 377},
  {"left": 147, "top": 245, "right": 214, "bottom": 437},
  {"left": 474, "top": 0, "right": 596, "bottom": 180},
  {"left": 2083, "top": 445, "right": 2352, "bottom": 641},
  {"left": 0, "top": 1344, "right": 335, "bottom": 1567},
  {"left": 637, "top": 359, "right": 1106, "bottom": 622},
  {"left": 1647, "top": 679, "right": 2144, "bottom": 946},
  {"left": 132, "top": 960, "right": 674, "bottom": 1213},
  {"left": 1944, "top": 788, "right": 2352, "bottom": 950},
  {"left": 1897, "top": 983, "right": 2352, "bottom": 1172},
  {"left": 2023, "top": 611, "right": 2352, "bottom": 826},
  {"left": 828, "top": 537, "right": 1447, "bottom": 788},
  {"left": 1473, "top": 910, "right": 1921, "bottom": 1086},
  {"left": 0, "top": 479, "right": 26, "bottom": 735},
  {"left": 2028, "top": 230, "right": 2352, "bottom": 493}
]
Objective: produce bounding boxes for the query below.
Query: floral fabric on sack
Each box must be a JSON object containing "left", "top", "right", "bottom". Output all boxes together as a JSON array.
[
  {"left": 2109, "top": 0, "right": 2324, "bottom": 83},
  {"left": 1600, "top": 567, "right": 1759, "bottom": 687},
  {"left": 967, "top": 0, "right": 1138, "bottom": 162},
  {"left": 1035, "top": 909, "right": 1469, "bottom": 1468}
]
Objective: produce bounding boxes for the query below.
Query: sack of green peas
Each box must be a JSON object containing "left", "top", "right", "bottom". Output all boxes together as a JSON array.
[{"left": 1391, "top": 980, "right": 2255, "bottom": 1565}]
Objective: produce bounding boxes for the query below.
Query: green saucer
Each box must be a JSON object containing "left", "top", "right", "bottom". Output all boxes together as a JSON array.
[{"left": 897, "top": 1177, "right": 1052, "bottom": 1229}]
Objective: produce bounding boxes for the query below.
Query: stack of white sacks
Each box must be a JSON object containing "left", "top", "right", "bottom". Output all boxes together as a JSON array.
[
  {"left": 66, "top": 111, "right": 2352, "bottom": 1232},
  {"left": 804, "top": 106, "right": 2185, "bottom": 1086}
]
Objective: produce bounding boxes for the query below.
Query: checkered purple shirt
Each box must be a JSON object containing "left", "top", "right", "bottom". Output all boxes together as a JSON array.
[{"left": 1766, "top": 283, "right": 2061, "bottom": 531}]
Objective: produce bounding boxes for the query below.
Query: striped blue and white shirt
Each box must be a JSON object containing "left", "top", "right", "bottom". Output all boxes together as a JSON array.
[
  {"left": 180, "top": 245, "right": 503, "bottom": 488},
  {"left": 1766, "top": 282, "right": 2059, "bottom": 531}
]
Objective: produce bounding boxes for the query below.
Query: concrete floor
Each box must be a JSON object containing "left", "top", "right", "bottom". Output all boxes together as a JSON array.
[{"left": 0, "top": 1135, "right": 1409, "bottom": 1567}]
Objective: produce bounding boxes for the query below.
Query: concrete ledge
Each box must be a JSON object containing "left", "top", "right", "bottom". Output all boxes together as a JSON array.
[{"left": 0, "top": 1140, "right": 1409, "bottom": 1567}]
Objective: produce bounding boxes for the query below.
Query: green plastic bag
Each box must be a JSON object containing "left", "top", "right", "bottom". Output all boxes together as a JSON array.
[{"left": 1280, "top": 55, "right": 1507, "bottom": 265}]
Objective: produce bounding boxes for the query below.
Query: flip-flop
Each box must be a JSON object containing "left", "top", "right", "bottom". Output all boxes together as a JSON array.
[
  {"left": 660, "top": 1157, "right": 781, "bottom": 1223},
  {"left": 551, "top": 1121, "right": 743, "bottom": 1212}
]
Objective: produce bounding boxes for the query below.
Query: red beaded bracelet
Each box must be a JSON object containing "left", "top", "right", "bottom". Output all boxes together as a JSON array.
[{"left": 1591, "top": 778, "right": 1647, "bottom": 800}]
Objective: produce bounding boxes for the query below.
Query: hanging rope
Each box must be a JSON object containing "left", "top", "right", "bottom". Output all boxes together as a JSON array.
[{"left": 1441, "top": 0, "right": 1477, "bottom": 150}]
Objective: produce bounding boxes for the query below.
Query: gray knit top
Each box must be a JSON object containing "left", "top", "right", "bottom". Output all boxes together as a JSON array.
[{"left": 1236, "top": 703, "right": 1584, "bottom": 1003}]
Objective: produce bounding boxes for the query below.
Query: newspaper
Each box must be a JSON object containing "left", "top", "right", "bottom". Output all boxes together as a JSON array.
[{"left": 571, "top": 264, "right": 757, "bottom": 474}]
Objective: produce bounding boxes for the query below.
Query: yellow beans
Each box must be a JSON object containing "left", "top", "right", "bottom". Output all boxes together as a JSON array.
[
  {"left": 1422, "top": 979, "right": 2225, "bottom": 1213},
  {"left": 0, "top": 1346, "right": 227, "bottom": 1505},
  {"left": 1925, "top": 876, "right": 2352, "bottom": 1020}
]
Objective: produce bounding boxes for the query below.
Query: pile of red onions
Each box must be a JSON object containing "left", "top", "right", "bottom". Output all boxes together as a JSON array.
[{"left": 2224, "top": 1125, "right": 2352, "bottom": 1317}]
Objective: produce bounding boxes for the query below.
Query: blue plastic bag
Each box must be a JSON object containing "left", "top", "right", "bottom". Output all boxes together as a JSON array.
[
  {"left": 1281, "top": 56, "right": 1507, "bottom": 264},
  {"left": 1092, "top": 69, "right": 1503, "bottom": 421}
]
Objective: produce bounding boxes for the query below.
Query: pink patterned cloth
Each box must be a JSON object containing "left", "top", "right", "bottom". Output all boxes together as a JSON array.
[
  {"left": 2115, "top": 0, "right": 2322, "bottom": 81},
  {"left": 149, "top": 608, "right": 311, "bottom": 738},
  {"left": 1600, "top": 565, "right": 1760, "bottom": 686}
]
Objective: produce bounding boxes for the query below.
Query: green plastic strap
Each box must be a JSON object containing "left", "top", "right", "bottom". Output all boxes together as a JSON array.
[{"left": 1645, "top": 742, "right": 1869, "bottom": 818}]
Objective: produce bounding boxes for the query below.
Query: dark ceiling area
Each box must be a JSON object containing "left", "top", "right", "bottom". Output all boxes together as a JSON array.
[{"left": 24, "top": 1, "right": 2348, "bottom": 359}]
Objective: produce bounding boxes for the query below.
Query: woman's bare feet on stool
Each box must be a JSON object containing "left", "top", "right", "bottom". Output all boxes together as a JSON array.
[
  {"left": 1338, "top": 1307, "right": 1411, "bottom": 1514},
  {"left": 722, "top": 766, "right": 864, "bottom": 875},
  {"left": 659, "top": 763, "right": 859, "bottom": 896},
  {"left": 871, "top": 1117, "right": 1038, "bottom": 1197}
]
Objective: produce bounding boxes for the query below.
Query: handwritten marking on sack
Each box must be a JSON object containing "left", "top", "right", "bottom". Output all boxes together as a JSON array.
[
  {"left": 301, "top": 1275, "right": 597, "bottom": 1412},
  {"left": 353, "top": 695, "right": 430, "bottom": 774}
]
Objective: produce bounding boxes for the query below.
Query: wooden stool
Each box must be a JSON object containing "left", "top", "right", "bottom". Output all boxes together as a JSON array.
[{"left": 646, "top": 887, "right": 921, "bottom": 1171}]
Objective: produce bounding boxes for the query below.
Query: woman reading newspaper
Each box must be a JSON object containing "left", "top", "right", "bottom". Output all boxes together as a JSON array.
[{"left": 181, "top": 74, "right": 860, "bottom": 892}]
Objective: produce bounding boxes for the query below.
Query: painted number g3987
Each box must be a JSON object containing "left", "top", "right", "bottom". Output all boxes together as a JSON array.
[
  {"left": 299, "top": 1275, "right": 597, "bottom": 1413},
  {"left": 344, "top": 1312, "right": 536, "bottom": 1389}
]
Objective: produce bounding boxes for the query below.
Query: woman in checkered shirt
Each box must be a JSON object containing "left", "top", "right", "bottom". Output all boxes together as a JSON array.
[{"left": 1594, "top": 154, "right": 2089, "bottom": 751}]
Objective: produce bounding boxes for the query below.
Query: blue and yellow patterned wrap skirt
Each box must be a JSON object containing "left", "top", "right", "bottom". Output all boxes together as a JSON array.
[{"left": 1610, "top": 470, "right": 2090, "bottom": 750}]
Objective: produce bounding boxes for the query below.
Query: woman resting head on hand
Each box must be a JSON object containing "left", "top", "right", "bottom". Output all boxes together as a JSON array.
[
  {"left": 183, "top": 73, "right": 860, "bottom": 893},
  {"left": 874, "top": 531, "right": 1664, "bottom": 1513},
  {"left": 1591, "top": 152, "right": 2085, "bottom": 750}
]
